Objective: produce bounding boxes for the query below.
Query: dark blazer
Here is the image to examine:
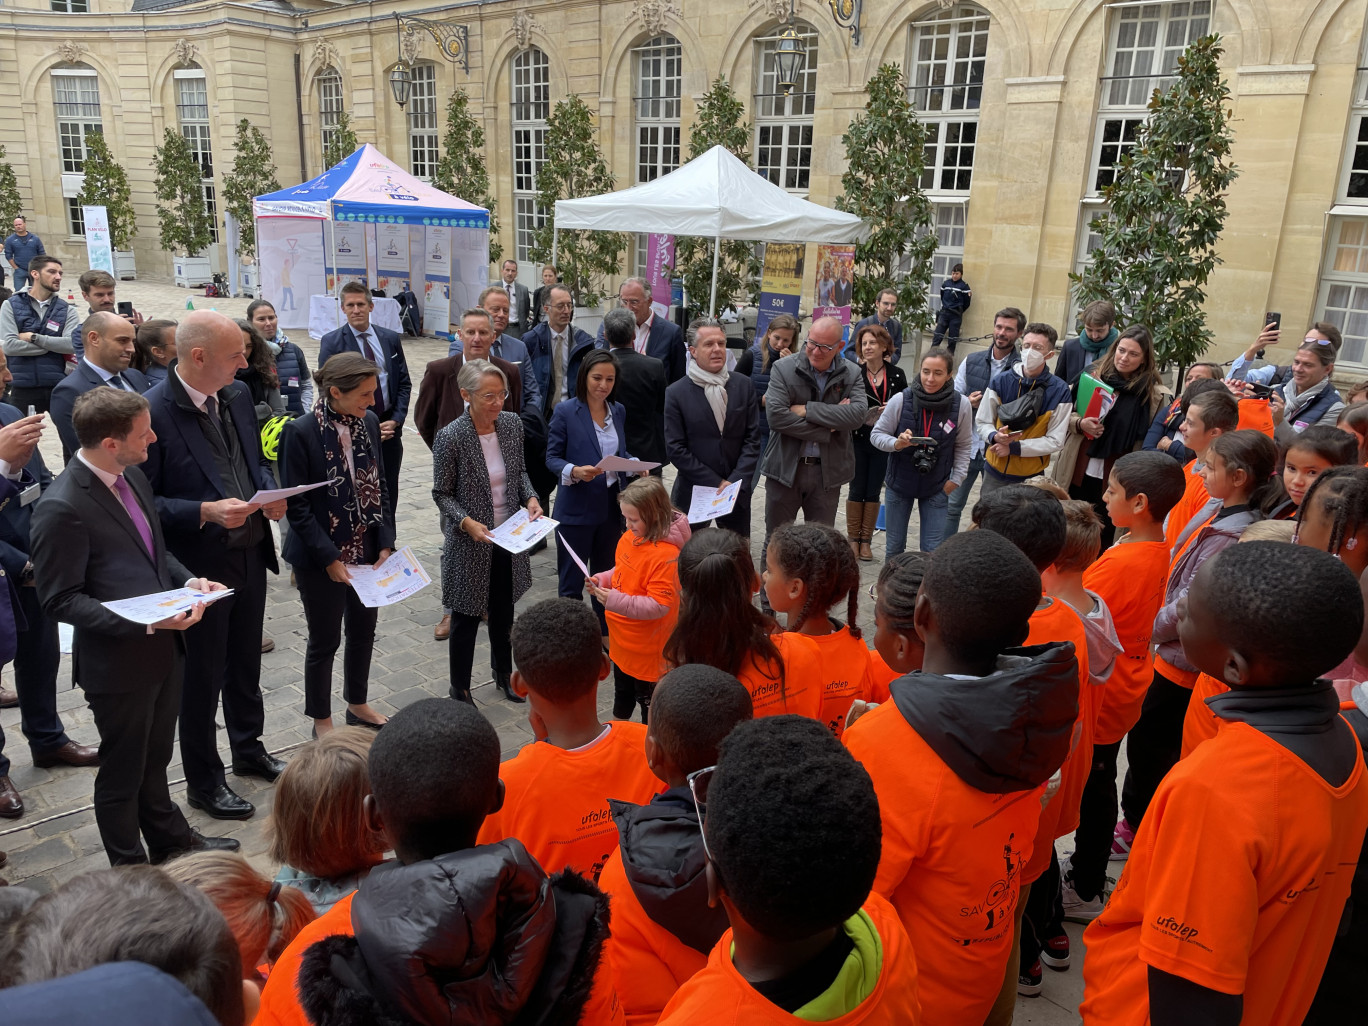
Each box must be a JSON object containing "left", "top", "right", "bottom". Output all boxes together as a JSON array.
[
  {"left": 142, "top": 369, "right": 280, "bottom": 574},
  {"left": 279, "top": 410, "right": 395, "bottom": 570},
  {"left": 413, "top": 353, "right": 522, "bottom": 450},
  {"left": 546, "top": 398, "right": 629, "bottom": 526},
  {"left": 31, "top": 460, "right": 193, "bottom": 694},
  {"left": 596, "top": 316, "right": 687, "bottom": 384},
  {"left": 0, "top": 401, "right": 52, "bottom": 575},
  {"left": 498, "top": 280, "right": 532, "bottom": 331},
  {"left": 50, "top": 360, "right": 151, "bottom": 457},
  {"left": 531, "top": 284, "right": 554, "bottom": 328},
  {"left": 606, "top": 347, "right": 668, "bottom": 468},
  {"left": 318, "top": 322, "right": 412, "bottom": 426},
  {"left": 522, "top": 321, "right": 599, "bottom": 421},
  {"left": 0, "top": 476, "right": 18, "bottom": 664},
  {"left": 664, "top": 372, "right": 762, "bottom": 507}
]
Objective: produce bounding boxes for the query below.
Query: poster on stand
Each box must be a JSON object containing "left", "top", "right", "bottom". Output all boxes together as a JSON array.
[
  {"left": 82, "top": 205, "right": 114, "bottom": 274},
  {"left": 376, "top": 223, "right": 411, "bottom": 295},
  {"left": 645, "top": 234, "right": 675, "bottom": 319},
  {"left": 257, "top": 218, "right": 326, "bottom": 330},
  {"left": 812, "top": 245, "right": 855, "bottom": 337},
  {"left": 332, "top": 223, "right": 368, "bottom": 289},
  {"left": 449, "top": 227, "right": 490, "bottom": 329},
  {"left": 754, "top": 242, "right": 805, "bottom": 341},
  {"left": 423, "top": 226, "right": 451, "bottom": 339}
]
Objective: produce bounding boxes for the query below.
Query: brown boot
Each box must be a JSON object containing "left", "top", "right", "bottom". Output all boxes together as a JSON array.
[
  {"left": 845, "top": 500, "right": 865, "bottom": 558},
  {"left": 861, "top": 502, "right": 881, "bottom": 561}
]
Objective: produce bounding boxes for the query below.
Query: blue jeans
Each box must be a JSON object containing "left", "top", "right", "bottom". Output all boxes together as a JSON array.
[
  {"left": 944, "top": 452, "right": 984, "bottom": 537},
  {"left": 883, "top": 486, "right": 950, "bottom": 557}
]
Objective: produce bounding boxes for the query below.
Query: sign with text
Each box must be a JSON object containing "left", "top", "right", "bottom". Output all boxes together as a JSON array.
[
  {"left": 645, "top": 233, "right": 675, "bottom": 318},
  {"left": 754, "top": 242, "right": 806, "bottom": 341},
  {"left": 82, "top": 205, "right": 114, "bottom": 274},
  {"left": 812, "top": 244, "right": 855, "bottom": 340}
]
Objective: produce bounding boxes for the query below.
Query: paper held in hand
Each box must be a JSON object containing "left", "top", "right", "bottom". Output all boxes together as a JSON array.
[
  {"left": 489, "top": 508, "right": 559, "bottom": 554},
  {"left": 247, "top": 481, "right": 331, "bottom": 506},
  {"left": 595, "top": 455, "right": 661, "bottom": 475},
  {"left": 347, "top": 546, "right": 431, "bottom": 608},
  {"left": 687, "top": 480, "right": 743, "bottom": 523},
  {"left": 558, "top": 530, "right": 591, "bottom": 579},
  {"left": 102, "top": 587, "right": 236, "bottom": 625}
]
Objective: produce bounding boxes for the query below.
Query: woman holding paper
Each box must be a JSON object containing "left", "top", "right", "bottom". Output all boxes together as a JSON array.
[
  {"left": 433, "top": 358, "right": 542, "bottom": 705},
  {"left": 280, "top": 352, "right": 395, "bottom": 736}
]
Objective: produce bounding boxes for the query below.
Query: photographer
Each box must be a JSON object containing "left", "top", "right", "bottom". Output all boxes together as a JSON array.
[{"left": 871, "top": 347, "right": 972, "bottom": 555}]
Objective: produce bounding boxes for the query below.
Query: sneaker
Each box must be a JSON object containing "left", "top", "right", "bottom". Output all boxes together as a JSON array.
[
  {"left": 1018, "top": 959, "right": 1043, "bottom": 997},
  {"left": 1110, "top": 818, "right": 1136, "bottom": 861},
  {"left": 1040, "top": 932, "right": 1071, "bottom": 971},
  {"left": 1062, "top": 874, "right": 1108, "bottom": 923}
]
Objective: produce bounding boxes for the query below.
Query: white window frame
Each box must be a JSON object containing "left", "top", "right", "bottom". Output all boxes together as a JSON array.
[
  {"left": 1317, "top": 215, "right": 1368, "bottom": 371},
  {"left": 176, "top": 69, "right": 217, "bottom": 245},
  {"left": 512, "top": 48, "right": 550, "bottom": 262},
  {"left": 632, "top": 35, "right": 683, "bottom": 278},
  {"left": 1336, "top": 53, "right": 1368, "bottom": 205},
  {"left": 52, "top": 67, "right": 101, "bottom": 235},
  {"left": 317, "top": 69, "right": 343, "bottom": 170},
  {"left": 908, "top": 3, "right": 987, "bottom": 197},
  {"left": 408, "top": 63, "right": 440, "bottom": 182},
  {"left": 754, "top": 25, "right": 817, "bottom": 194},
  {"left": 51, "top": 0, "right": 89, "bottom": 11}
]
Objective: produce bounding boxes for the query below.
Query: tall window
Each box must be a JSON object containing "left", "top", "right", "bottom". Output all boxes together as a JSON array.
[
  {"left": 909, "top": 3, "right": 987, "bottom": 194},
  {"left": 317, "top": 68, "right": 343, "bottom": 168},
  {"left": 176, "top": 68, "right": 217, "bottom": 245},
  {"left": 633, "top": 34, "right": 682, "bottom": 276},
  {"left": 512, "top": 48, "right": 550, "bottom": 262},
  {"left": 408, "top": 63, "right": 440, "bottom": 181},
  {"left": 754, "top": 25, "right": 817, "bottom": 192},
  {"left": 1316, "top": 45, "right": 1368, "bottom": 369},
  {"left": 53, "top": 66, "right": 102, "bottom": 235}
]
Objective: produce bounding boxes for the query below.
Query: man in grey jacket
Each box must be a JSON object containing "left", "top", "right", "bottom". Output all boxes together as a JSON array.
[{"left": 760, "top": 316, "right": 867, "bottom": 581}]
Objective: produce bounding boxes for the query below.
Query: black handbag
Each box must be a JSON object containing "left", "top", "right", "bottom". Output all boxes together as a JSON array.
[{"left": 996, "top": 383, "right": 1046, "bottom": 432}]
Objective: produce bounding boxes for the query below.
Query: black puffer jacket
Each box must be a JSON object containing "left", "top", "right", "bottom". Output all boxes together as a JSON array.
[
  {"left": 890, "top": 642, "right": 1080, "bottom": 793},
  {"left": 607, "top": 787, "right": 729, "bottom": 955},
  {"left": 297, "top": 840, "right": 610, "bottom": 1026}
]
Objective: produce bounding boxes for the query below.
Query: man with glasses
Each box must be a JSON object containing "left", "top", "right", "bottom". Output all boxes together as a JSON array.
[
  {"left": 1270, "top": 325, "right": 1345, "bottom": 444},
  {"left": 522, "top": 284, "right": 596, "bottom": 514},
  {"left": 598, "top": 277, "right": 686, "bottom": 384}
]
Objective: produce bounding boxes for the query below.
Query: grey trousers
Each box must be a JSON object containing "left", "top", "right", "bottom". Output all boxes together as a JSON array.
[{"left": 761, "top": 461, "right": 843, "bottom": 610}]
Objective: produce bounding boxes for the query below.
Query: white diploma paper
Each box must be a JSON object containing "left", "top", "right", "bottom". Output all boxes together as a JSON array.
[
  {"left": 557, "top": 530, "right": 591, "bottom": 579},
  {"left": 102, "top": 587, "right": 235, "bottom": 625},
  {"left": 346, "top": 546, "right": 431, "bottom": 608},
  {"left": 687, "top": 480, "right": 743, "bottom": 524},
  {"left": 595, "top": 455, "right": 661, "bottom": 474},
  {"left": 247, "top": 481, "right": 331, "bottom": 505},
  {"left": 488, "top": 508, "right": 558, "bottom": 554}
]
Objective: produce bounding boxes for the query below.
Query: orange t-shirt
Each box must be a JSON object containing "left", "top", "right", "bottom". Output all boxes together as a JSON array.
[
  {"left": 735, "top": 631, "right": 823, "bottom": 720},
  {"left": 1237, "top": 396, "right": 1276, "bottom": 437},
  {"left": 1164, "top": 459, "right": 1209, "bottom": 552},
  {"left": 1082, "top": 720, "right": 1368, "bottom": 1026},
  {"left": 1180, "top": 671, "right": 1229, "bottom": 758},
  {"left": 1084, "top": 540, "right": 1172, "bottom": 745},
  {"left": 844, "top": 701, "right": 1040, "bottom": 1026},
  {"left": 808, "top": 623, "right": 874, "bottom": 740},
  {"left": 476, "top": 721, "right": 661, "bottom": 881},
  {"left": 1023, "top": 598, "right": 1092, "bottom": 883},
  {"left": 866, "top": 649, "right": 899, "bottom": 705},
  {"left": 598, "top": 845, "right": 708, "bottom": 1026},
  {"left": 655, "top": 893, "right": 922, "bottom": 1026},
  {"left": 256, "top": 892, "right": 355, "bottom": 1026},
  {"left": 606, "top": 532, "right": 681, "bottom": 682}
]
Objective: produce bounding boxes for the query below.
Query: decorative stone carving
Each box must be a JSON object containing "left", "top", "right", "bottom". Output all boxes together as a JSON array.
[
  {"left": 751, "top": 0, "right": 800, "bottom": 20},
  {"left": 631, "top": 0, "right": 680, "bottom": 35},
  {"left": 54, "top": 41, "right": 86, "bottom": 64},
  {"left": 401, "top": 25, "right": 421, "bottom": 64},
  {"left": 172, "top": 38, "right": 198, "bottom": 67},
  {"left": 512, "top": 10, "right": 539, "bottom": 50},
  {"left": 312, "top": 39, "right": 340, "bottom": 70}
]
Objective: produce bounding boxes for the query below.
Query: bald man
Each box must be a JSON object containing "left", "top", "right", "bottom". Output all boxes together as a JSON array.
[
  {"left": 49, "top": 310, "right": 150, "bottom": 461},
  {"left": 142, "top": 311, "right": 288, "bottom": 821}
]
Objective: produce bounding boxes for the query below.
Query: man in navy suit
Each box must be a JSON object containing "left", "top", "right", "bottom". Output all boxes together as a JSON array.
[
  {"left": 445, "top": 285, "right": 541, "bottom": 413},
  {"left": 143, "top": 311, "right": 288, "bottom": 822},
  {"left": 496, "top": 258, "right": 533, "bottom": 339},
  {"left": 318, "top": 282, "right": 411, "bottom": 506},
  {"left": 597, "top": 277, "right": 686, "bottom": 384},
  {"left": 50, "top": 312, "right": 150, "bottom": 460}
]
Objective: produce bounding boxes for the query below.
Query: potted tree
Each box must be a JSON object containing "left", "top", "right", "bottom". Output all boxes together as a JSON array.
[
  {"left": 76, "top": 132, "right": 138, "bottom": 279},
  {"left": 222, "top": 119, "right": 280, "bottom": 296},
  {"left": 154, "top": 127, "right": 214, "bottom": 287},
  {"left": 0, "top": 146, "right": 21, "bottom": 239}
]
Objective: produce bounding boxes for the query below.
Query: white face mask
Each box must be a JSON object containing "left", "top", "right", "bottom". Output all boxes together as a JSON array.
[{"left": 1021, "top": 348, "right": 1047, "bottom": 374}]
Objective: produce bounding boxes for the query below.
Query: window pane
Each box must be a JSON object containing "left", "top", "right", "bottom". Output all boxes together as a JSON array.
[
  {"left": 908, "top": 4, "right": 989, "bottom": 113},
  {"left": 408, "top": 65, "right": 439, "bottom": 180},
  {"left": 634, "top": 36, "right": 682, "bottom": 184},
  {"left": 754, "top": 26, "right": 818, "bottom": 120},
  {"left": 512, "top": 49, "right": 550, "bottom": 259}
]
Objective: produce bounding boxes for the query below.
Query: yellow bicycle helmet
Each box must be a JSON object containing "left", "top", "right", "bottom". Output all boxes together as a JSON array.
[{"left": 260, "top": 415, "right": 290, "bottom": 462}]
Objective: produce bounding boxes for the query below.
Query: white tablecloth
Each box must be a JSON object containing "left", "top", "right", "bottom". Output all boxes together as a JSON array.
[{"left": 308, "top": 295, "right": 403, "bottom": 340}]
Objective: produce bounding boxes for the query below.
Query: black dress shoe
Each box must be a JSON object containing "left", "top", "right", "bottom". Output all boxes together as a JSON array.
[
  {"left": 0, "top": 776, "right": 23, "bottom": 819},
  {"left": 186, "top": 784, "right": 255, "bottom": 820},
  {"left": 344, "top": 710, "right": 386, "bottom": 730},
  {"left": 231, "top": 752, "right": 287, "bottom": 782},
  {"left": 495, "top": 670, "right": 524, "bottom": 704},
  {"left": 150, "top": 829, "right": 241, "bottom": 865}
]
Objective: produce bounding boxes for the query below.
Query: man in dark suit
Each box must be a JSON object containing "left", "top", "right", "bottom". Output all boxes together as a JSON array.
[
  {"left": 143, "top": 311, "right": 288, "bottom": 821},
  {"left": 496, "top": 258, "right": 532, "bottom": 339},
  {"left": 318, "top": 281, "right": 411, "bottom": 507},
  {"left": 597, "top": 277, "right": 686, "bottom": 384},
  {"left": 442, "top": 287, "right": 540, "bottom": 414},
  {"left": 602, "top": 307, "right": 667, "bottom": 474},
  {"left": 31, "top": 387, "right": 238, "bottom": 865},
  {"left": 664, "top": 317, "right": 762, "bottom": 537},
  {"left": 50, "top": 311, "right": 150, "bottom": 459}
]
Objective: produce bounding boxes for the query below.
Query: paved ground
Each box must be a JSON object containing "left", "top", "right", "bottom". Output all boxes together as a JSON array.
[{"left": 0, "top": 276, "right": 1096, "bottom": 1021}]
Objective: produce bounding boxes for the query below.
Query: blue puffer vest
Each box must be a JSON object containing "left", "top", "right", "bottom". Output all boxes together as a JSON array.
[
  {"left": 7, "top": 292, "right": 71, "bottom": 388},
  {"left": 884, "top": 389, "right": 960, "bottom": 500},
  {"left": 274, "top": 337, "right": 307, "bottom": 415}
]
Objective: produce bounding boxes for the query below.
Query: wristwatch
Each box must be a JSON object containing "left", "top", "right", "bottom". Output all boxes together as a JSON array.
[{"left": 17, "top": 561, "right": 34, "bottom": 586}]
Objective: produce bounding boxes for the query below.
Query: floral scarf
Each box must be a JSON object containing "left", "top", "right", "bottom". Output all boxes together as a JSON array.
[{"left": 313, "top": 396, "right": 385, "bottom": 563}]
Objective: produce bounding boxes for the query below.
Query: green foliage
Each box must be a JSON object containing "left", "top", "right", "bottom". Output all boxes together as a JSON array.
[
  {"left": 221, "top": 120, "right": 279, "bottom": 262},
  {"left": 431, "top": 89, "right": 502, "bottom": 266},
  {"left": 323, "top": 110, "right": 359, "bottom": 171},
  {"left": 76, "top": 133, "right": 137, "bottom": 250},
  {"left": 0, "top": 147, "right": 24, "bottom": 232},
  {"left": 529, "top": 94, "right": 624, "bottom": 307},
  {"left": 674, "top": 77, "right": 759, "bottom": 315},
  {"left": 153, "top": 127, "right": 213, "bottom": 256},
  {"left": 1070, "top": 35, "right": 1237, "bottom": 369},
  {"left": 837, "top": 63, "right": 936, "bottom": 332}
]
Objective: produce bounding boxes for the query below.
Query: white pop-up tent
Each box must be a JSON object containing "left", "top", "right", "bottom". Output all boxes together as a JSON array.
[{"left": 553, "top": 145, "right": 870, "bottom": 311}]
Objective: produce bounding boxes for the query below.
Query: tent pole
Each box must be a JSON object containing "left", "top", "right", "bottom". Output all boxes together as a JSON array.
[
  {"left": 708, "top": 234, "right": 720, "bottom": 315},
  {"left": 551, "top": 226, "right": 559, "bottom": 268}
]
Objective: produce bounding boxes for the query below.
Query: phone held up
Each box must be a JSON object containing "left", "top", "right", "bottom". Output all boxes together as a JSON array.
[{"left": 1255, "top": 311, "right": 1280, "bottom": 360}]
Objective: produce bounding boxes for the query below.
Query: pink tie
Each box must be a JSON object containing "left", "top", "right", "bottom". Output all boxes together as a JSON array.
[{"left": 113, "top": 475, "right": 155, "bottom": 557}]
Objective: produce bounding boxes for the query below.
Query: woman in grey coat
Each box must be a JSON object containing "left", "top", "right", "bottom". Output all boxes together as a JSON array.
[{"left": 432, "top": 359, "right": 543, "bottom": 704}]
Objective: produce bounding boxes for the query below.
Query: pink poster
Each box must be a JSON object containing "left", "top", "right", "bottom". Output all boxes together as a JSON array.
[
  {"left": 812, "top": 244, "right": 855, "bottom": 330},
  {"left": 645, "top": 233, "right": 675, "bottom": 318}
]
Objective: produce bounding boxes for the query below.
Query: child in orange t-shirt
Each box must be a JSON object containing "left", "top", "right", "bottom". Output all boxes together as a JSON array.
[
  {"left": 658, "top": 716, "right": 923, "bottom": 1025},
  {"left": 1065, "top": 451, "right": 1187, "bottom": 923},
  {"left": 586, "top": 476, "right": 689, "bottom": 723},
  {"left": 477, "top": 598, "right": 660, "bottom": 881},
  {"left": 1163, "top": 388, "right": 1240, "bottom": 551},
  {"left": 1082, "top": 543, "right": 1368, "bottom": 1026},
  {"left": 663, "top": 527, "right": 822, "bottom": 719},
  {"left": 861, "top": 552, "right": 928, "bottom": 708},
  {"left": 845, "top": 531, "right": 1077, "bottom": 1026},
  {"left": 763, "top": 522, "right": 872, "bottom": 738},
  {"left": 598, "top": 664, "right": 754, "bottom": 1026}
]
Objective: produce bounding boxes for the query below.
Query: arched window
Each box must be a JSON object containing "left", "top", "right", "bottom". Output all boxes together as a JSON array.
[
  {"left": 634, "top": 35, "right": 681, "bottom": 184},
  {"left": 175, "top": 64, "right": 217, "bottom": 243},
  {"left": 51, "top": 63, "right": 102, "bottom": 235},
  {"left": 511, "top": 48, "right": 550, "bottom": 261},
  {"left": 317, "top": 68, "right": 344, "bottom": 169},
  {"left": 754, "top": 23, "right": 817, "bottom": 193},
  {"left": 408, "top": 63, "right": 440, "bottom": 181}
]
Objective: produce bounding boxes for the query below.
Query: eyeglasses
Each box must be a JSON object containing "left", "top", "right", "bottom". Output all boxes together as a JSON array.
[
  {"left": 476, "top": 390, "right": 508, "bottom": 403},
  {"left": 549, "top": 301, "right": 574, "bottom": 311},
  {"left": 805, "top": 339, "right": 836, "bottom": 354},
  {"left": 687, "top": 764, "right": 717, "bottom": 862}
]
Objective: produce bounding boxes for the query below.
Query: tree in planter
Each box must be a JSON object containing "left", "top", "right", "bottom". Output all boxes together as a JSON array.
[
  {"left": 674, "top": 77, "right": 760, "bottom": 315},
  {"left": 836, "top": 63, "right": 936, "bottom": 333},
  {"left": 432, "top": 89, "right": 502, "bottom": 267},
  {"left": 529, "top": 95, "right": 624, "bottom": 307},
  {"left": 0, "top": 146, "right": 22, "bottom": 229},
  {"left": 76, "top": 133, "right": 138, "bottom": 251},
  {"left": 1070, "top": 35, "right": 1237, "bottom": 370},
  {"left": 222, "top": 119, "right": 279, "bottom": 262},
  {"left": 153, "top": 127, "right": 214, "bottom": 257},
  {"left": 323, "top": 110, "right": 360, "bottom": 171}
]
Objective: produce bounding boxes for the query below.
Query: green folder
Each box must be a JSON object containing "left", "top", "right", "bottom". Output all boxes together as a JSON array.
[{"left": 1075, "top": 372, "right": 1116, "bottom": 420}]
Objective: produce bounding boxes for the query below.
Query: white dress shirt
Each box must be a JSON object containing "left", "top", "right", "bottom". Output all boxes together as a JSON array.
[
  {"left": 634, "top": 313, "right": 654, "bottom": 355},
  {"left": 83, "top": 357, "right": 136, "bottom": 391}
]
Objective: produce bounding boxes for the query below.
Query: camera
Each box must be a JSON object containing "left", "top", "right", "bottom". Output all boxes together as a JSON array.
[{"left": 908, "top": 439, "right": 939, "bottom": 474}]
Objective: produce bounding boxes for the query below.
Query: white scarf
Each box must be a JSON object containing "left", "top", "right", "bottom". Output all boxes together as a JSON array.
[{"left": 687, "top": 358, "right": 729, "bottom": 431}]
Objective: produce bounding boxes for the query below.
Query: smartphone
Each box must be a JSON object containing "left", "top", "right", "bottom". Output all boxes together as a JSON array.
[
  {"left": 903, "top": 436, "right": 936, "bottom": 445},
  {"left": 1248, "top": 382, "right": 1274, "bottom": 399},
  {"left": 1264, "top": 311, "right": 1281, "bottom": 332},
  {"left": 117, "top": 301, "right": 133, "bottom": 316}
]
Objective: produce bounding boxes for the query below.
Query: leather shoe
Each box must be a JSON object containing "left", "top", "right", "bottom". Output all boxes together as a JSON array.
[
  {"left": 434, "top": 613, "right": 452, "bottom": 640},
  {"left": 344, "top": 709, "right": 385, "bottom": 730},
  {"left": 261, "top": 637, "right": 276, "bottom": 654},
  {"left": 150, "top": 829, "right": 241, "bottom": 866},
  {"left": 186, "top": 784, "right": 255, "bottom": 820},
  {"left": 0, "top": 776, "right": 22, "bottom": 818},
  {"left": 0, "top": 687, "right": 17, "bottom": 709},
  {"left": 496, "top": 670, "right": 525, "bottom": 704},
  {"left": 231, "top": 752, "right": 286, "bottom": 782},
  {"left": 33, "top": 740, "right": 100, "bottom": 768}
]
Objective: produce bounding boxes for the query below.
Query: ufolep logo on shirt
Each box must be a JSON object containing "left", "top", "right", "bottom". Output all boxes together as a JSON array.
[
  {"left": 1151, "top": 915, "right": 1213, "bottom": 951},
  {"left": 579, "top": 806, "right": 613, "bottom": 832},
  {"left": 1280, "top": 876, "right": 1319, "bottom": 905}
]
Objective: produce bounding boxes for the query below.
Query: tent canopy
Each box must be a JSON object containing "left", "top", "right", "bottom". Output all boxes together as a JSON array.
[
  {"left": 553, "top": 145, "right": 869, "bottom": 244},
  {"left": 253, "top": 144, "right": 489, "bottom": 229}
]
